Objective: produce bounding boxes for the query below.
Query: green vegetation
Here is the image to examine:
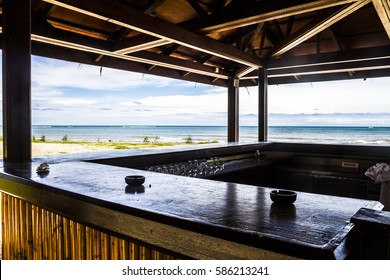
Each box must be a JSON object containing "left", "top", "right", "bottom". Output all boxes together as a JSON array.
[
  {"left": 32, "top": 135, "right": 47, "bottom": 142},
  {"left": 184, "top": 135, "right": 193, "bottom": 144},
  {"left": 0, "top": 135, "right": 220, "bottom": 157},
  {"left": 197, "top": 140, "right": 219, "bottom": 144},
  {"left": 39, "top": 135, "right": 46, "bottom": 142},
  {"left": 114, "top": 145, "right": 129, "bottom": 150},
  {"left": 7, "top": 134, "right": 219, "bottom": 148}
]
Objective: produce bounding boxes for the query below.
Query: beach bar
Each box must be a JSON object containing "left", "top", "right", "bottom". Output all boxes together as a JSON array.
[{"left": 1, "top": 0, "right": 390, "bottom": 260}]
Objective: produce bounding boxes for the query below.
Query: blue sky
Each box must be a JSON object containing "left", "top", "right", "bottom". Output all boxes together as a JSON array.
[{"left": 2, "top": 55, "right": 390, "bottom": 126}]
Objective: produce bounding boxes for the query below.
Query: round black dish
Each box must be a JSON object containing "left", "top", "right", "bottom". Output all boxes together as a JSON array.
[
  {"left": 270, "top": 190, "right": 297, "bottom": 205},
  {"left": 125, "top": 185, "right": 145, "bottom": 194},
  {"left": 125, "top": 175, "right": 145, "bottom": 186}
]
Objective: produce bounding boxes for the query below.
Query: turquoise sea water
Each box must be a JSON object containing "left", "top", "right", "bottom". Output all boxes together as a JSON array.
[{"left": 27, "top": 125, "right": 390, "bottom": 145}]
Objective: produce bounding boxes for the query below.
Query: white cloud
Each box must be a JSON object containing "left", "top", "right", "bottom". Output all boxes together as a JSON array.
[
  {"left": 23, "top": 56, "right": 390, "bottom": 126},
  {"left": 138, "top": 93, "right": 227, "bottom": 115},
  {"left": 243, "top": 77, "right": 390, "bottom": 115},
  {"left": 49, "top": 98, "right": 99, "bottom": 106},
  {"left": 268, "top": 113, "right": 390, "bottom": 126},
  {"left": 31, "top": 56, "right": 184, "bottom": 92}
]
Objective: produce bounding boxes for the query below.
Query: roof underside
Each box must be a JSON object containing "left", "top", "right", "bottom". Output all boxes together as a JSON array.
[{"left": 1, "top": 0, "right": 389, "bottom": 87}]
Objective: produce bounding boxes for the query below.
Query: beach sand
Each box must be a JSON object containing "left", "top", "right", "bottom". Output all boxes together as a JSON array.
[
  {"left": 0, "top": 142, "right": 118, "bottom": 157},
  {"left": 31, "top": 142, "right": 117, "bottom": 155}
]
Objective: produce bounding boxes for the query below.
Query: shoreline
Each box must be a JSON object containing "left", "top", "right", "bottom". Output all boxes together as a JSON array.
[
  {"left": 0, "top": 137, "right": 389, "bottom": 158},
  {"left": 0, "top": 140, "right": 217, "bottom": 157}
]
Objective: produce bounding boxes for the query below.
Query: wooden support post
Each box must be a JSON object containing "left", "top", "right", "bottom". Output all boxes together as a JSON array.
[
  {"left": 2, "top": 0, "right": 32, "bottom": 162},
  {"left": 258, "top": 67, "right": 268, "bottom": 142},
  {"left": 227, "top": 78, "right": 239, "bottom": 142}
]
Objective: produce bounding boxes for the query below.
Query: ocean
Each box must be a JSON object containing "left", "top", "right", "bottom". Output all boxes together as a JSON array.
[{"left": 27, "top": 125, "right": 390, "bottom": 145}]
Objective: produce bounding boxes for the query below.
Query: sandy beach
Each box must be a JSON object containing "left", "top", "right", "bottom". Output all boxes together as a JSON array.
[
  {"left": 0, "top": 139, "right": 191, "bottom": 157},
  {"left": 0, "top": 141, "right": 121, "bottom": 157},
  {"left": 33, "top": 142, "right": 120, "bottom": 155}
]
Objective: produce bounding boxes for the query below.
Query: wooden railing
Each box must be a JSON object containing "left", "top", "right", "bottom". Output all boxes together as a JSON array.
[{"left": 1, "top": 192, "right": 177, "bottom": 260}]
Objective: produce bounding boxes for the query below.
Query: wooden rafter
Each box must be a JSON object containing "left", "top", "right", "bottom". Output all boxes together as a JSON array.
[
  {"left": 233, "top": 45, "right": 390, "bottom": 82},
  {"left": 47, "top": 19, "right": 111, "bottom": 40},
  {"left": 266, "top": 46, "right": 390, "bottom": 69},
  {"left": 42, "top": 0, "right": 262, "bottom": 67},
  {"left": 272, "top": 19, "right": 284, "bottom": 41},
  {"left": 19, "top": 20, "right": 232, "bottom": 79},
  {"left": 257, "top": 23, "right": 268, "bottom": 57},
  {"left": 106, "top": 0, "right": 359, "bottom": 59},
  {"left": 143, "top": 0, "right": 167, "bottom": 15},
  {"left": 267, "top": 58, "right": 390, "bottom": 78},
  {"left": 372, "top": 0, "right": 390, "bottom": 38},
  {"left": 111, "top": 1, "right": 365, "bottom": 58},
  {"left": 1, "top": 0, "right": 387, "bottom": 87},
  {"left": 235, "top": 66, "right": 257, "bottom": 78},
  {"left": 328, "top": 27, "right": 344, "bottom": 51},
  {"left": 192, "top": 0, "right": 361, "bottom": 34},
  {"left": 108, "top": 0, "right": 168, "bottom": 55},
  {"left": 186, "top": 0, "right": 208, "bottom": 17},
  {"left": 23, "top": 39, "right": 229, "bottom": 86},
  {"left": 285, "top": 16, "right": 295, "bottom": 37},
  {"left": 113, "top": 37, "right": 170, "bottom": 55},
  {"left": 249, "top": 23, "right": 265, "bottom": 47},
  {"left": 269, "top": 0, "right": 371, "bottom": 57},
  {"left": 234, "top": 46, "right": 390, "bottom": 80}
]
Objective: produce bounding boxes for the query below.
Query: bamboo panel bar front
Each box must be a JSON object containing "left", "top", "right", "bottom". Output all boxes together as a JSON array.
[{"left": 1, "top": 192, "right": 177, "bottom": 260}]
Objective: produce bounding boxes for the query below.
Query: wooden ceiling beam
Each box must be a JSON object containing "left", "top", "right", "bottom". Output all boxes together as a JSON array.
[
  {"left": 47, "top": 19, "right": 111, "bottom": 41},
  {"left": 22, "top": 39, "right": 229, "bottom": 87},
  {"left": 132, "top": 50, "right": 230, "bottom": 77},
  {"left": 109, "top": 0, "right": 364, "bottom": 58},
  {"left": 143, "top": 0, "right": 167, "bottom": 15},
  {"left": 257, "top": 23, "right": 268, "bottom": 57},
  {"left": 31, "top": 34, "right": 230, "bottom": 79},
  {"left": 186, "top": 0, "right": 208, "bottom": 17},
  {"left": 328, "top": 27, "right": 344, "bottom": 51},
  {"left": 266, "top": 45, "right": 390, "bottom": 67},
  {"left": 235, "top": 66, "right": 257, "bottom": 78},
  {"left": 235, "top": 45, "right": 390, "bottom": 78},
  {"left": 32, "top": 0, "right": 56, "bottom": 18},
  {"left": 109, "top": 0, "right": 361, "bottom": 57},
  {"left": 14, "top": 19, "right": 232, "bottom": 79},
  {"left": 265, "top": 69, "right": 390, "bottom": 85},
  {"left": 42, "top": 0, "right": 263, "bottom": 68},
  {"left": 272, "top": 19, "right": 285, "bottom": 41},
  {"left": 285, "top": 16, "right": 295, "bottom": 37},
  {"left": 112, "top": 0, "right": 169, "bottom": 53},
  {"left": 31, "top": 20, "right": 112, "bottom": 50},
  {"left": 239, "top": 56, "right": 390, "bottom": 80},
  {"left": 266, "top": 57, "right": 390, "bottom": 78},
  {"left": 189, "top": 0, "right": 361, "bottom": 34},
  {"left": 269, "top": 0, "right": 371, "bottom": 57},
  {"left": 113, "top": 37, "right": 170, "bottom": 55},
  {"left": 372, "top": 0, "right": 390, "bottom": 38}
]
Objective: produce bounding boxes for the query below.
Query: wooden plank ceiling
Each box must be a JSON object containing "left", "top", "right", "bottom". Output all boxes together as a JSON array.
[{"left": 1, "top": 0, "right": 389, "bottom": 87}]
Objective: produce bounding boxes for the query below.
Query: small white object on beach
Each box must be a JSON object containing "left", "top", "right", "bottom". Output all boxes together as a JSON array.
[{"left": 36, "top": 163, "right": 50, "bottom": 173}]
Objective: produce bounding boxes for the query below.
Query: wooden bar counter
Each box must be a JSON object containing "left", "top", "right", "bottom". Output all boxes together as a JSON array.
[{"left": 0, "top": 144, "right": 384, "bottom": 260}]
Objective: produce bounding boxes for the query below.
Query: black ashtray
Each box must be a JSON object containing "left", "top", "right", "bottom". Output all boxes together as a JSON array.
[
  {"left": 270, "top": 190, "right": 297, "bottom": 205},
  {"left": 125, "top": 185, "right": 145, "bottom": 194},
  {"left": 125, "top": 175, "right": 145, "bottom": 186}
]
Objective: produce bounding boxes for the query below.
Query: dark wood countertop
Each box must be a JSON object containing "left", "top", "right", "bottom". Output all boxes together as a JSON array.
[{"left": 0, "top": 144, "right": 383, "bottom": 259}]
